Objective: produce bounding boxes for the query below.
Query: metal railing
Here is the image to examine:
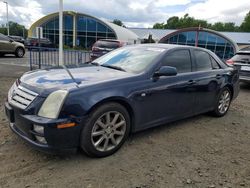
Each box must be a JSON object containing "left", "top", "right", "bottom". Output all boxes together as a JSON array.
[{"left": 29, "top": 47, "right": 91, "bottom": 70}]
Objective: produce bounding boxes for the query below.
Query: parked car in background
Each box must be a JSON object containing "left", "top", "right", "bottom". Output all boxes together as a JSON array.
[
  {"left": 5, "top": 44, "right": 239, "bottom": 157},
  {"left": 91, "top": 39, "right": 129, "bottom": 60},
  {"left": 0, "top": 33, "right": 25, "bottom": 58},
  {"left": 8, "top": 35, "right": 25, "bottom": 44},
  {"left": 25, "top": 37, "right": 56, "bottom": 49},
  {"left": 226, "top": 50, "right": 250, "bottom": 82}
]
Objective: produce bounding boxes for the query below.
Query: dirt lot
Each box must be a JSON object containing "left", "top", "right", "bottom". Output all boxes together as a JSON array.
[{"left": 0, "top": 70, "right": 250, "bottom": 188}]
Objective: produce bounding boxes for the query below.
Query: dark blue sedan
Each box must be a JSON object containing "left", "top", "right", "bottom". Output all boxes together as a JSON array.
[{"left": 5, "top": 44, "right": 240, "bottom": 157}]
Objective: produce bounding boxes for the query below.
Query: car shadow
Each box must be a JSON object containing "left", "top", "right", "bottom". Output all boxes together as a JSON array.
[
  {"left": 0, "top": 55, "right": 17, "bottom": 58},
  {"left": 240, "top": 82, "right": 250, "bottom": 90},
  {"left": 64, "top": 114, "right": 208, "bottom": 160}
]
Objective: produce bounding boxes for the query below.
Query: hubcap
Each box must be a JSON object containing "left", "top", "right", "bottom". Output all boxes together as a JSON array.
[
  {"left": 17, "top": 49, "right": 23, "bottom": 57},
  {"left": 91, "top": 111, "right": 126, "bottom": 152},
  {"left": 218, "top": 90, "right": 230, "bottom": 114}
]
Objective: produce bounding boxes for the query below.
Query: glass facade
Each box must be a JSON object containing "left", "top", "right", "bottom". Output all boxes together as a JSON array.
[
  {"left": 160, "top": 30, "right": 235, "bottom": 61},
  {"left": 40, "top": 14, "right": 117, "bottom": 49},
  {"left": 76, "top": 15, "right": 116, "bottom": 48}
]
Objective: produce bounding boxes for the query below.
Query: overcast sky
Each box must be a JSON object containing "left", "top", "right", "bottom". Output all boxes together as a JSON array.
[{"left": 0, "top": 0, "right": 249, "bottom": 28}]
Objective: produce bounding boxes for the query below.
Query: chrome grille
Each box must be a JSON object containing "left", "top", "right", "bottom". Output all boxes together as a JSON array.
[{"left": 9, "top": 84, "right": 38, "bottom": 110}]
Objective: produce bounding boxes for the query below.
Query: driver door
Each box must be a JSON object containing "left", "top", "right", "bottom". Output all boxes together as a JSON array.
[{"left": 133, "top": 49, "right": 197, "bottom": 130}]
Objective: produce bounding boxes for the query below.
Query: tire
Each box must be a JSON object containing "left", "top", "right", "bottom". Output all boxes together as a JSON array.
[
  {"left": 212, "top": 87, "right": 232, "bottom": 117},
  {"left": 80, "top": 102, "right": 131, "bottom": 157},
  {"left": 15, "top": 47, "right": 25, "bottom": 58}
]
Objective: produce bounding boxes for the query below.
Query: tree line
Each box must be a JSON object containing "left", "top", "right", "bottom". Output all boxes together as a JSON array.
[
  {"left": 153, "top": 11, "right": 250, "bottom": 32},
  {"left": 0, "top": 21, "right": 28, "bottom": 37}
]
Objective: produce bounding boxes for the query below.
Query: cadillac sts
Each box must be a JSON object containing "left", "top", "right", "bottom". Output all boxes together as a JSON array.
[{"left": 5, "top": 44, "right": 240, "bottom": 157}]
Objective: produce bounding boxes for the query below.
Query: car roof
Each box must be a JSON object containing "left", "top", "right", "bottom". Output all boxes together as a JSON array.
[
  {"left": 97, "top": 39, "right": 122, "bottom": 42},
  {"left": 132, "top": 43, "right": 212, "bottom": 52},
  {"left": 9, "top": 35, "right": 22, "bottom": 38}
]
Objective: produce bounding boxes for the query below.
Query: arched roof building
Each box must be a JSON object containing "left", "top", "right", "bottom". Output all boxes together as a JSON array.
[
  {"left": 28, "top": 11, "right": 139, "bottom": 48},
  {"left": 158, "top": 27, "right": 239, "bottom": 61}
]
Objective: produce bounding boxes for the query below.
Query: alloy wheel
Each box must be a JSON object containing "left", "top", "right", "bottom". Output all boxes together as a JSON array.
[
  {"left": 218, "top": 90, "right": 231, "bottom": 114},
  {"left": 17, "top": 48, "right": 24, "bottom": 57},
  {"left": 91, "top": 111, "right": 126, "bottom": 152}
]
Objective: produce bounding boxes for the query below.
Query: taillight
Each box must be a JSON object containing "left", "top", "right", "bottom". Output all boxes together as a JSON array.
[
  {"left": 226, "top": 59, "right": 234, "bottom": 65},
  {"left": 118, "top": 41, "right": 123, "bottom": 47}
]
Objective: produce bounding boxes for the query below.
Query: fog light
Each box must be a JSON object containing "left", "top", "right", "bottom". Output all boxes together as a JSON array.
[
  {"left": 33, "top": 124, "right": 44, "bottom": 134},
  {"left": 35, "top": 135, "right": 47, "bottom": 144}
]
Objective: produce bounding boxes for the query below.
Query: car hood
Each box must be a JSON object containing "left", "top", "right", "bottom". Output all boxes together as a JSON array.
[
  {"left": 13, "top": 41, "right": 24, "bottom": 47},
  {"left": 20, "top": 66, "right": 134, "bottom": 95}
]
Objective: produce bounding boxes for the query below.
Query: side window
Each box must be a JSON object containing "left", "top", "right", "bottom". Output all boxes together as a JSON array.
[
  {"left": 0, "top": 35, "right": 9, "bottom": 41},
  {"left": 162, "top": 50, "right": 192, "bottom": 73},
  {"left": 194, "top": 50, "right": 212, "bottom": 71},
  {"left": 211, "top": 57, "right": 220, "bottom": 69}
]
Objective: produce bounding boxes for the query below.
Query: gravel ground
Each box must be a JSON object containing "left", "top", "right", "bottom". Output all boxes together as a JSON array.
[{"left": 0, "top": 72, "right": 250, "bottom": 188}]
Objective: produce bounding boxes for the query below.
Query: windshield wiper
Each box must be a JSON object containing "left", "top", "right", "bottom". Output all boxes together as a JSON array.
[
  {"left": 101, "top": 64, "right": 126, "bottom": 72},
  {"left": 84, "top": 61, "right": 99, "bottom": 66},
  {"left": 90, "top": 62, "right": 100, "bottom": 66}
]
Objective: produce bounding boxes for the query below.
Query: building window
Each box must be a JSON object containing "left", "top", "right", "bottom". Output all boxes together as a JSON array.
[{"left": 160, "top": 29, "right": 236, "bottom": 61}]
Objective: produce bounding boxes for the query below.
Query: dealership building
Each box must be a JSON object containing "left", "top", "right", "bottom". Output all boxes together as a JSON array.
[
  {"left": 28, "top": 11, "right": 140, "bottom": 48},
  {"left": 29, "top": 11, "right": 250, "bottom": 60}
]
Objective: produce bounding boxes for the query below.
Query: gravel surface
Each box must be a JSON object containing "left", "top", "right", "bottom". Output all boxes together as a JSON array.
[{"left": 0, "top": 72, "right": 250, "bottom": 188}]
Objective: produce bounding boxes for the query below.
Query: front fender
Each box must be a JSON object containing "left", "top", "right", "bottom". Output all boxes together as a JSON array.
[{"left": 61, "top": 87, "right": 133, "bottom": 117}]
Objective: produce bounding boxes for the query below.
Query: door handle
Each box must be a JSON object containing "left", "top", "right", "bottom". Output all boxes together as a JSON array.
[
  {"left": 187, "top": 80, "right": 196, "bottom": 85},
  {"left": 216, "top": 74, "right": 222, "bottom": 79}
]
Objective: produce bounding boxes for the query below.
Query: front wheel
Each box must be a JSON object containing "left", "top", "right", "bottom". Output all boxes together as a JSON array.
[
  {"left": 212, "top": 87, "right": 232, "bottom": 117},
  {"left": 15, "top": 47, "right": 25, "bottom": 58},
  {"left": 80, "top": 103, "right": 130, "bottom": 157}
]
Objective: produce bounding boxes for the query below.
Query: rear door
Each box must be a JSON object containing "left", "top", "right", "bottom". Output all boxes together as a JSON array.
[{"left": 191, "top": 49, "right": 225, "bottom": 113}]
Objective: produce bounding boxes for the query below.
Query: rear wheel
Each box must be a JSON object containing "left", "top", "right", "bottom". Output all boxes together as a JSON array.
[
  {"left": 212, "top": 87, "right": 231, "bottom": 117},
  {"left": 15, "top": 47, "right": 25, "bottom": 58},
  {"left": 80, "top": 103, "right": 130, "bottom": 157}
]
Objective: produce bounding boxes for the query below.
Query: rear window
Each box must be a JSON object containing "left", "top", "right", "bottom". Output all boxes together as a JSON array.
[
  {"left": 95, "top": 40, "right": 120, "bottom": 49},
  {"left": 194, "top": 50, "right": 213, "bottom": 71}
]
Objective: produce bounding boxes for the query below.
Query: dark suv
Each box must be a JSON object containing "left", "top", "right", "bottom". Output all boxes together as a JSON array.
[
  {"left": 8, "top": 35, "right": 25, "bottom": 44},
  {"left": 25, "top": 38, "right": 56, "bottom": 49},
  {"left": 226, "top": 48, "right": 250, "bottom": 82},
  {"left": 91, "top": 39, "right": 128, "bottom": 60}
]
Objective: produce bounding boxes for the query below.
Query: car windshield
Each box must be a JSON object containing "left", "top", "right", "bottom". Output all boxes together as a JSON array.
[{"left": 93, "top": 47, "right": 165, "bottom": 74}]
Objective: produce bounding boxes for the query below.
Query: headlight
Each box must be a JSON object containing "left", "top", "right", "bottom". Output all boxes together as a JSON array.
[
  {"left": 7, "top": 82, "right": 17, "bottom": 102},
  {"left": 38, "top": 90, "right": 68, "bottom": 119}
]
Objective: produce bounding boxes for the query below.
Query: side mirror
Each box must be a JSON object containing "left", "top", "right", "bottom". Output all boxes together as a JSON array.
[{"left": 154, "top": 66, "right": 177, "bottom": 77}]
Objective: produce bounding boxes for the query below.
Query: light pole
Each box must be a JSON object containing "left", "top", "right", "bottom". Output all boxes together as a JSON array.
[
  {"left": 3, "top": 1, "right": 9, "bottom": 36},
  {"left": 59, "top": 0, "right": 63, "bottom": 66}
]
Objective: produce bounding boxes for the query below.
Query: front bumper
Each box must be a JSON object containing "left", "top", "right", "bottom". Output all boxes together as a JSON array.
[{"left": 5, "top": 102, "right": 83, "bottom": 154}]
